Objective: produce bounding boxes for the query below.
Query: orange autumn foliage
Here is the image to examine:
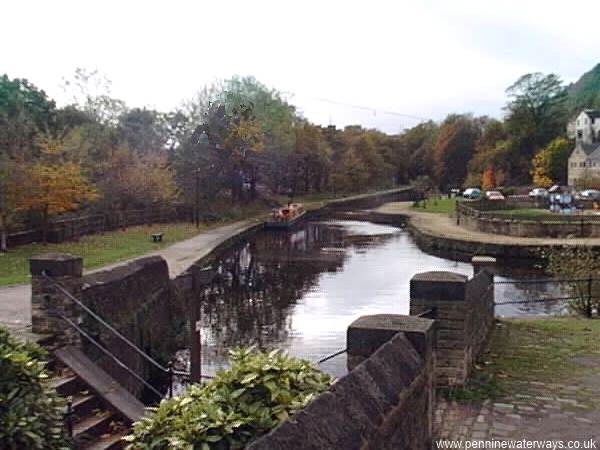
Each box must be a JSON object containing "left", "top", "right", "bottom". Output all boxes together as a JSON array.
[{"left": 481, "top": 165, "right": 496, "bottom": 190}]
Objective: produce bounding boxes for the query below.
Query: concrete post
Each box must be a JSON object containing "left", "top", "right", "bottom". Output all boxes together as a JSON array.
[
  {"left": 410, "top": 271, "right": 469, "bottom": 386},
  {"left": 30, "top": 253, "right": 83, "bottom": 345}
]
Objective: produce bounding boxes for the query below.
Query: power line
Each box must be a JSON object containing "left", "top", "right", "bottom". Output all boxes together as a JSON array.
[{"left": 285, "top": 92, "right": 430, "bottom": 123}]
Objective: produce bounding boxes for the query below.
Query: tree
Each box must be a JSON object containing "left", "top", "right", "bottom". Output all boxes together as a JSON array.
[
  {"left": 505, "top": 73, "right": 568, "bottom": 156},
  {"left": 117, "top": 108, "right": 169, "bottom": 155},
  {"left": 433, "top": 115, "right": 480, "bottom": 189},
  {"left": 19, "top": 137, "right": 98, "bottom": 242},
  {"left": 288, "top": 123, "right": 331, "bottom": 195},
  {"left": 530, "top": 137, "right": 571, "bottom": 187},
  {"left": 61, "top": 68, "right": 126, "bottom": 125},
  {"left": 481, "top": 165, "right": 496, "bottom": 190},
  {"left": 0, "top": 156, "right": 26, "bottom": 251},
  {"left": 543, "top": 246, "right": 600, "bottom": 318},
  {"left": 0, "top": 74, "right": 56, "bottom": 160}
]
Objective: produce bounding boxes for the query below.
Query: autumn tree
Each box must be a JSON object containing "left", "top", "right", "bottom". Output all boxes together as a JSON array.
[
  {"left": 19, "top": 138, "right": 98, "bottom": 242},
  {"left": 481, "top": 165, "right": 496, "bottom": 190},
  {"left": 433, "top": 115, "right": 481, "bottom": 189},
  {"left": 288, "top": 123, "right": 331, "bottom": 194},
  {"left": 530, "top": 137, "right": 571, "bottom": 187}
]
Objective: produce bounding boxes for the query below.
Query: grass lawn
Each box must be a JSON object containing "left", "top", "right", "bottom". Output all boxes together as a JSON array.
[
  {"left": 410, "top": 197, "right": 459, "bottom": 215},
  {"left": 446, "top": 318, "right": 600, "bottom": 402},
  {"left": 0, "top": 222, "right": 211, "bottom": 287}
]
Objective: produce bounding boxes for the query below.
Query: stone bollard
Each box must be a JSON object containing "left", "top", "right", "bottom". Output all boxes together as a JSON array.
[
  {"left": 471, "top": 255, "right": 496, "bottom": 276},
  {"left": 30, "top": 253, "right": 83, "bottom": 345},
  {"left": 410, "top": 271, "right": 469, "bottom": 386},
  {"left": 346, "top": 314, "right": 434, "bottom": 371},
  {"left": 346, "top": 314, "right": 436, "bottom": 440}
]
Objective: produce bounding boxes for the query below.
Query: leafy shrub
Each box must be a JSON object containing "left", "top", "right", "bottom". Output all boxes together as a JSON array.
[
  {"left": 0, "top": 326, "right": 68, "bottom": 449},
  {"left": 542, "top": 245, "right": 600, "bottom": 317},
  {"left": 124, "top": 347, "right": 332, "bottom": 449}
]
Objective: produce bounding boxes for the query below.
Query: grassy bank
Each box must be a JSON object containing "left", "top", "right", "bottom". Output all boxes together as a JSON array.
[
  {"left": 410, "top": 197, "right": 459, "bottom": 215},
  {"left": 446, "top": 318, "right": 600, "bottom": 402},
  {"left": 0, "top": 223, "right": 211, "bottom": 286}
]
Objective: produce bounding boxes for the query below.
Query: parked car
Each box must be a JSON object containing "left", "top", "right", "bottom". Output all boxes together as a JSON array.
[
  {"left": 485, "top": 190, "right": 505, "bottom": 200},
  {"left": 576, "top": 189, "right": 600, "bottom": 200},
  {"left": 529, "top": 188, "right": 549, "bottom": 198},
  {"left": 463, "top": 188, "right": 481, "bottom": 199}
]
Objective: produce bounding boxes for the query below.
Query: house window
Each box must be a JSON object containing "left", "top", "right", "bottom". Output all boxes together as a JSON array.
[
  {"left": 578, "top": 120, "right": 581, "bottom": 126},
  {"left": 580, "top": 162, "right": 585, "bottom": 167},
  {"left": 578, "top": 130, "right": 583, "bottom": 139}
]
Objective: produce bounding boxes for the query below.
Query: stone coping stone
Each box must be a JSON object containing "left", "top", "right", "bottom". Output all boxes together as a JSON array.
[
  {"left": 81, "top": 255, "right": 166, "bottom": 287},
  {"left": 29, "top": 253, "right": 83, "bottom": 277},
  {"left": 410, "top": 271, "right": 468, "bottom": 302},
  {"left": 348, "top": 314, "right": 434, "bottom": 358}
]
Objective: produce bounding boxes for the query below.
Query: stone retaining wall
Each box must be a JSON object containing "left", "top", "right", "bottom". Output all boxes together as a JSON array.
[
  {"left": 409, "top": 270, "right": 494, "bottom": 386},
  {"left": 79, "top": 256, "right": 184, "bottom": 397},
  {"left": 460, "top": 213, "right": 600, "bottom": 238}
]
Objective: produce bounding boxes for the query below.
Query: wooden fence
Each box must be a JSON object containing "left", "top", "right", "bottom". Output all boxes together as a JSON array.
[{"left": 7, "top": 206, "right": 193, "bottom": 247}]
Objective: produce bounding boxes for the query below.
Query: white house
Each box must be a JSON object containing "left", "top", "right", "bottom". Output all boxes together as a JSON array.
[{"left": 567, "top": 109, "right": 600, "bottom": 187}]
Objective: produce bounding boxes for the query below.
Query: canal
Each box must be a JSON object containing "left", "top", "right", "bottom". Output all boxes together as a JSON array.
[{"left": 178, "top": 219, "right": 563, "bottom": 379}]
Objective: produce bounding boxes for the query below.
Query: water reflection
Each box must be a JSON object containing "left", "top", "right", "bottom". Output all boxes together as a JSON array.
[{"left": 180, "top": 220, "right": 564, "bottom": 378}]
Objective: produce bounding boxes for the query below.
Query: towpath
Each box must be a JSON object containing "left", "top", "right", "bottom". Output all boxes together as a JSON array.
[
  {"left": 0, "top": 218, "right": 262, "bottom": 335},
  {"left": 374, "top": 201, "right": 600, "bottom": 246}
]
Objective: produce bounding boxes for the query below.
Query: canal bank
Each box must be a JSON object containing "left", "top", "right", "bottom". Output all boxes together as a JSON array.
[
  {"left": 371, "top": 202, "right": 600, "bottom": 261},
  {"left": 0, "top": 187, "right": 415, "bottom": 336}
]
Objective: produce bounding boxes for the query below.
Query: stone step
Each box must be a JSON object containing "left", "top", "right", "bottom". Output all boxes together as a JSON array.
[
  {"left": 73, "top": 412, "right": 115, "bottom": 442},
  {"left": 55, "top": 346, "right": 145, "bottom": 423},
  {"left": 71, "top": 393, "right": 102, "bottom": 419},
  {"left": 50, "top": 373, "right": 84, "bottom": 397},
  {"left": 84, "top": 432, "right": 126, "bottom": 450}
]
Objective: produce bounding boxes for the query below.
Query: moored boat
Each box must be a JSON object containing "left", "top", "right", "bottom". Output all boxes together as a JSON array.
[{"left": 265, "top": 203, "right": 306, "bottom": 229}]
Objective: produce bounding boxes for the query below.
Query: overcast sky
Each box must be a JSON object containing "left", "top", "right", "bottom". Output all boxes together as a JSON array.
[{"left": 2, "top": 0, "right": 598, "bottom": 134}]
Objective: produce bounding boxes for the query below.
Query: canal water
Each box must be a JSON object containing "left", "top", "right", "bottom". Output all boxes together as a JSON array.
[{"left": 179, "top": 220, "right": 564, "bottom": 379}]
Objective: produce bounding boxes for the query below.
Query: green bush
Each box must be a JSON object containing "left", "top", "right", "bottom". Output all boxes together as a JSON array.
[
  {"left": 0, "top": 327, "right": 69, "bottom": 449},
  {"left": 124, "top": 348, "right": 333, "bottom": 449}
]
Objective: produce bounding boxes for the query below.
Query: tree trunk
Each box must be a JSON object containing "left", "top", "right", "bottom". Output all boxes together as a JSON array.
[
  {"left": 42, "top": 209, "right": 49, "bottom": 244},
  {"left": 0, "top": 214, "right": 7, "bottom": 252}
]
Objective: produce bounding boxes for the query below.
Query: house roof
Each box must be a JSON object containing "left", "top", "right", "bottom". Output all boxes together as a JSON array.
[
  {"left": 577, "top": 141, "right": 600, "bottom": 156},
  {"left": 587, "top": 145, "right": 600, "bottom": 160},
  {"left": 583, "top": 109, "right": 600, "bottom": 120}
]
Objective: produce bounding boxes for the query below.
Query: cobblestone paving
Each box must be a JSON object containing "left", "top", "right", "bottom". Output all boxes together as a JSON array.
[{"left": 436, "top": 376, "right": 600, "bottom": 444}]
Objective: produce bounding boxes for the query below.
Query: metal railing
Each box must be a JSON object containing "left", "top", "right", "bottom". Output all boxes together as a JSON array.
[
  {"left": 42, "top": 272, "right": 213, "bottom": 402},
  {"left": 492, "top": 276, "right": 600, "bottom": 317}
]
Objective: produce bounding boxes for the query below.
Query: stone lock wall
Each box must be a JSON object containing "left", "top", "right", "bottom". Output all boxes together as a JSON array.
[
  {"left": 29, "top": 254, "right": 184, "bottom": 398},
  {"left": 409, "top": 268, "right": 495, "bottom": 386},
  {"left": 248, "top": 315, "right": 436, "bottom": 450},
  {"left": 79, "top": 256, "right": 181, "bottom": 397}
]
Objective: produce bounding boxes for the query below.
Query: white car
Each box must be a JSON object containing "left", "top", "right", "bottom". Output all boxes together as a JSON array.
[
  {"left": 485, "top": 190, "right": 505, "bottom": 200},
  {"left": 463, "top": 188, "right": 481, "bottom": 199},
  {"left": 577, "top": 189, "right": 600, "bottom": 200},
  {"left": 529, "top": 188, "right": 548, "bottom": 198}
]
